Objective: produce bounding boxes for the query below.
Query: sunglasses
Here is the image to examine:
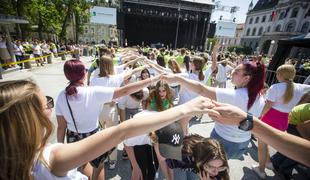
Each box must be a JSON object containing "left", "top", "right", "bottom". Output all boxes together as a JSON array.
[
  {"left": 203, "top": 164, "right": 228, "bottom": 173},
  {"left": 46, "top": 96, "right": 54, "bottom": 109}
]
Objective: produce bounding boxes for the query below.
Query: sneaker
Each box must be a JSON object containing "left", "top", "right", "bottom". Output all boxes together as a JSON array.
[
  {"left": 122, "top": 150, "right": 128, "bottom": 160},
  {"left": 266, "top": 162, "right": 274, "bottom": 170},
  {"left": 252, "top": 165, "right": 266, "bottom": 179},
  {"left": 109, "top": 161, "right": 116, "bottom": 170}
]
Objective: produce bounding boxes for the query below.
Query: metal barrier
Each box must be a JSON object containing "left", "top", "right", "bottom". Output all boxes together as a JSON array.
[{"left": 266, "top": 70, "right": 307, "bottom": 85}]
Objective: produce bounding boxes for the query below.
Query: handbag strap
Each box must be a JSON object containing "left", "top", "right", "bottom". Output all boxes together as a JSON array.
[{"left": 65, "top": 95, "right": 79, "bottom": 134}]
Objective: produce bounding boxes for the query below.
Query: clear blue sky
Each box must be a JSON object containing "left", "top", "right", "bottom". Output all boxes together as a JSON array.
[{"left": 211, "top": 0, "right": 259, "bottom": 23}]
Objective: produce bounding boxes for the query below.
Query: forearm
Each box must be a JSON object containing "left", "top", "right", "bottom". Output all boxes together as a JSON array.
[
  {"left": 115, "top": 77, "right": 156, "bottom": 99},
  {"left": 177, "top": 75, "right": 216, "bottom": 100},
  {"left": 56, "top": 127, "right": 66, "bottom": 143},
  {"left": 51, "top": 104, "right": 188, "bottom": 175},
  {"left": 252, "top": 118, "right": 310, "bottom": 166},
  {"left": 260, "top": 101, "right": 273, "bottom": 117}
]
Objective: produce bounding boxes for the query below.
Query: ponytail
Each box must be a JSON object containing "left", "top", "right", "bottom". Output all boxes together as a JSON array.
[
  {"left": 198, "top": 70, "right": 205, "bottom": 81},
  {"left": 283, "top": 80, "right": 294, "bottom": 104}
]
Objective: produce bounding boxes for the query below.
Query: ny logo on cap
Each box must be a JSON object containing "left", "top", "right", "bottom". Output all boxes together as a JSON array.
[{"left": 171, "top": 134, "right": 180, "bottom": 145}]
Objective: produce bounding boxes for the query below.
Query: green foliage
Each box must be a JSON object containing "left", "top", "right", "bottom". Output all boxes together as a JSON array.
[
  {"left": 228, "top": 45, "right": 252, "bottom": 55},
  {"left": 206, "top": 38, "right": 217, "bottom": 52},
  {"left": 1, "top": 0, "right": 92, "bottom": 41}
]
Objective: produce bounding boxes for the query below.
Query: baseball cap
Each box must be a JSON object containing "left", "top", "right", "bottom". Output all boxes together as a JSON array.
[{"left": 155, "top": 122, "right": 184, "bottom": 160}]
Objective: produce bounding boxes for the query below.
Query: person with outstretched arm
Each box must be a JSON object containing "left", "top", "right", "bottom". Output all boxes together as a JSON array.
[{"left": 208, "top": 101, "right": 310, "bottom": 167}]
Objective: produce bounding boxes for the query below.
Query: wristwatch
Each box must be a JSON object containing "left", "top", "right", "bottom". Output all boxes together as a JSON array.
[{"left": 238, "top": 113, "right": 253, "bottom": 131}]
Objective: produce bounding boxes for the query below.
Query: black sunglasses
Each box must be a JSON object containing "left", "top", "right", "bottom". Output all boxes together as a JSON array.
[{"left": 46, "top": 96, "right": 54, "bottom": 109}]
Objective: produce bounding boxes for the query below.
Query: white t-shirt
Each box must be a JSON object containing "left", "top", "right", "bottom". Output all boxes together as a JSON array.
[
  {"left": 266, "top": 82, "right": 310, "bottom": 113},
  {"left": 56, "top": 86, "right": 115, "bottom": 133},
  {"left": 93, "top": 65, "right": 125, "bottom": 78},
  {"left": 215, "top": 88, "right": 265, "bottom": 143},
  {"left": 123, "top": 110, "right": 155, "bottom": 146},
  {"left": 32, "top": 144, "right": 87, "bottom": 180},
  {"left": 216, "top": 64, "right": 233, "bottom": 82},
  {"left": 33, "top": 44, "right": 42, "bottom": 55},
  {"left": 118, "top": 88, "right": 149, "bottom": 109},
  {"left": 178, "top": 71, "right": 211, "bottom": 104},
  {"left": 90, "top": 73, "right": 125, "bottom": 88}
]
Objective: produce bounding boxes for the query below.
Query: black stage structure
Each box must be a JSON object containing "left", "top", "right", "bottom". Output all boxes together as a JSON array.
[{"left": 118, "top": 0, "right": 214, "bottom": 50}]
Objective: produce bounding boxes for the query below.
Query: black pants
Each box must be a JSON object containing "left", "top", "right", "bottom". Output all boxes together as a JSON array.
[{"left": 134, "top": 145, "right": 159, "bottom": 180}]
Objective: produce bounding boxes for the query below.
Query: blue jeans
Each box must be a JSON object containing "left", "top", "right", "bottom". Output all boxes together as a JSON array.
[
  {"left": 173, "top": 168, "right": 198, "bottom": 180},
  {"left": 210, "top": 129, "right": 249, "bottom": 159}
]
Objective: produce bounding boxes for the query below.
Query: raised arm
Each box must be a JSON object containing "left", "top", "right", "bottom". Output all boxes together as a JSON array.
[
  {"left": 49, "top": 96, "right": 216, "bottom": 176},
  {"left": 209, "top": 102, "right": 310, "bottom": 167},
  {"left": 161, "top": 74, "right": 217, "bottom": 100},
  {"left": 113, "top": 75, "right": 160, "bottom": 99}
]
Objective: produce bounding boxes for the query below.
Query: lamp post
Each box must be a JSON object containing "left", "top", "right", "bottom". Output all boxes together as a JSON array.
[{"left": 174, "top": 4, "right": 181, "bottom": 49}]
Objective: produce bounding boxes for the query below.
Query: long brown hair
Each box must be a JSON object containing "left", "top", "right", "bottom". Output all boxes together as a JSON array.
[
  {"left": 0, "top": 80, "right": 53, "bottom": 180},
  {"left": 191, "top": 56, "right": 205, "bottom": 81},
  {"left": 99, "top": 55, "right": 115, "bottom": 77},
  {"left": 146, "top": 81, "right": 174, "bottom": 112},
  {"left": 168, "top": 59, "right": 182, "bottom": 73},
  {"left": 276, "top": 64, "right": 296, "bottom": 104},
  {"left": 183, "top": 135, "right": 229, "bottom": 180}
]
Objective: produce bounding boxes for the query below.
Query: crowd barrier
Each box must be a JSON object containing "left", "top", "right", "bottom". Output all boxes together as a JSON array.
[{"left": 0, "top": 50, "right": 75, "bottom": 68}]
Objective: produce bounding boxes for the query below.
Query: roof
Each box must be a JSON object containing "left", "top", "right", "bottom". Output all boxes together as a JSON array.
[
  {"left": 250, "top": 0, "right": 279, "bottom": 12},
  {"left": 181, "top": 0, "right": 214, "bottom": 5}
]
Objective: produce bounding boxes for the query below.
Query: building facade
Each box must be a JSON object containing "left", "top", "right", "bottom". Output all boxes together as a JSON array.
[
  {"left": 241, "top": 0, "right": 310, "bottom": 55},
  {"left": 217, "top": 23, "right": 244, "bottom": 51}
]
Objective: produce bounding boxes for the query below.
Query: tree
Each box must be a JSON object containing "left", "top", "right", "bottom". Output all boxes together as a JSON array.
[{"left": 228, "top": 45, "right": 252, "bottom": 55}]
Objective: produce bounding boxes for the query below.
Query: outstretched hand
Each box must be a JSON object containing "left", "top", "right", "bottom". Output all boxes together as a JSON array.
[
  {"left": 208, "top": 101, "right": 247, "bottom": 126},
  {"left": 160, "top": 74, "right": 178, "bottom": 84},
  {"left": 180, "top": 96, "right": 220, "bottom": 118}
]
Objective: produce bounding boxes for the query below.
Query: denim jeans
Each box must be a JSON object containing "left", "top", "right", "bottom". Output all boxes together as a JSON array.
[
  {"left": 210, "top": 129, "right": 249, "bottom": 159},
  {"left": 173, "top": 168, "right": 198, "bottom": 180}
]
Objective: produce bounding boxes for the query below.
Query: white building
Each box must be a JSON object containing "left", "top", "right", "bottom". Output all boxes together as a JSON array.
[{"left": 241, "top": 0, "right": 310, "bottom": 55}]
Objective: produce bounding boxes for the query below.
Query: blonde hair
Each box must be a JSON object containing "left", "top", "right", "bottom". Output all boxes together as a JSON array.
[
  {"left": 0, "top": 80, "right": 53, "bottom": 180},
  {"left": 276, "top": 64, "right": 296, "bottom": 104},
  {"left": 168, "top": 59, "right": 182, "bottom": 73},
  {"left": 99, "top": 56, "right": 115, "bottom": 77}
]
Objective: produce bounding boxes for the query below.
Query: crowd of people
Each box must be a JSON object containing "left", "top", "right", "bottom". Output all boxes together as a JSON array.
[
  {"left": 0, "top": 34, "right": 97, "bottom": 70},
  {"left": 0, "top": 40, "right": 310, "bottom": 180}
]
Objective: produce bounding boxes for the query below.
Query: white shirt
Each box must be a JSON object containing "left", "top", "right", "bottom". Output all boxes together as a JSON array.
[
  {"left": 123, "top": 110, "right": 155, "bottom": 146},
  {"left": 266, "top": 82, "right": 310, "bottom": 113},
  {"left": 56, "top": 86, "right": 115, "bottom": 133},
  {"left": 90, "top": 73, "right": 125, "bottom": 88},
  {"left": 93, "top": 65, "right": 125, "bottom": 78},
  {"left": 118, "top": 88, "right": 149, "bottom": 109},
  {"left": 13, "top": 44, "right": 24, "bottom": 56},
  {"left": 216, "top": 64, "right": 233, "bottom": 82},
  {"left": 215, "top": 88, "right": 265, "bottom": 143},
  {"left": 178, "top": 71, "right": 211, "bottom": 104},
  {"left": 32, "top": 144, "right": 87, "bottom": 180},
  {"left": 33, "top": 44, "right": 42, "bottom": 55}
]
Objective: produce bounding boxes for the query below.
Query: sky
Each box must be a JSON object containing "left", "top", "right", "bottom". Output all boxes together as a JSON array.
[{"left": 210, "top": 0, "right": 259, "bottom": 23}]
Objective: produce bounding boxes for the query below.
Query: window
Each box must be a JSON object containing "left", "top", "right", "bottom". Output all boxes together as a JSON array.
[
  {"left": 291, "top": 7, "right": 299, "bottom": 18},
  {"left": 301, "top": 22, "right": 309, "bottom": 33},
  {"left": 252, "top": 28, "right": 257, "bottom": 36},
  {"left": 84, "top": 27, "right": 88, "bottom": 34},
  {"left": 91, "top": 28, "right": 95, "bottom": 34},
  {"left": 246, "top": 28, "right": 251, "bottom": 36},
  {"left": 267, "top": 26, "right": 271, "bottom": 32},
  {"left": 249, "top": 18, "right": 253, "bottom": 24},
  {"left": 261, "top": 15, "right": 266, "bottom": 23},
  {"left": 255, "top": 17, "right": 259, "bottom": 23},
  {"left": 286, "top": 21, "right": 296, "bottom": 32},
  {"left": 258, "top": 27, "right": 264, "bottom": 35},
  {"left": 269, "top": 14, "right": 272, "bottom": 22},
  {"left": 275, "top": 24, "right": 281, "bottom": 32},
  {"left": 279, "top": 12, "right": 286, "bottom": 20}
]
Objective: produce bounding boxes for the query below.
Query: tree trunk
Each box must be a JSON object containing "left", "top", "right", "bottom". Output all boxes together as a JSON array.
[
  {"left": 60, "top": 10, "right": 71, "bottom": 43},
  {"left": 38, "top": 11, "right": 43, "bottom": 40}
]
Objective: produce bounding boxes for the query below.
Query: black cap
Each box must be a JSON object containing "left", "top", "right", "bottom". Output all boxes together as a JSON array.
[{"left": 156, "top": 122, "right": 184, "bottom": 160}]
